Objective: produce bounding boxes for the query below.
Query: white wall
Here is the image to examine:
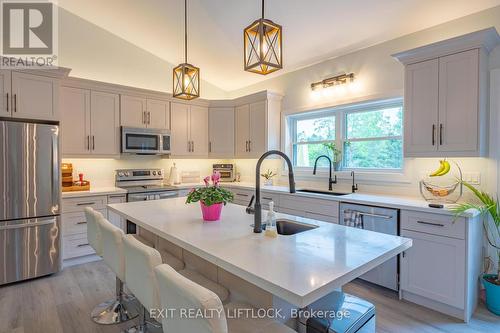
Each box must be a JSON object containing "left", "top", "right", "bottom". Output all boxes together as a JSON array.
[
  {"left": 222, "top": 6, "right": 500, "bottom": 197},
  {"left": 57, "top": 7, "right": 227, "bottom": 99}
]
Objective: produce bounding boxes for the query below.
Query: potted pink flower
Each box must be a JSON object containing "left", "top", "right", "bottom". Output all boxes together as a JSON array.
[{"left": 185, "top": 172, "right": 234, "bottom": 221}]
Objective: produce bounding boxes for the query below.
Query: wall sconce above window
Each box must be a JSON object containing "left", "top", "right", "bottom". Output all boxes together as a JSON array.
[{"left": 311, "top": 73, "right": 355, "bottom": 91}]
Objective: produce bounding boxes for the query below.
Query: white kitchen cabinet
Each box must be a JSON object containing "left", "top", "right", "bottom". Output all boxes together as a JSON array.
[
  {"left": 90, "top": 91, "right": 120, "bottom": 155},
  {"left": 190, "top": 105, "right": 209, "bottom": 156},
  {"left": 4, "top": 72, "right": 59, "bottom": 121},
  {"left": 60, "top": 87, "right": 91, "bottom": 155},
  {"left": 401, "top": 229, "right": 465, "bottom": 309},
  {"left": 235, "top": 95, "right": 282, "bottom": 158},
  {"left": 0, "top": 70, "right": 11, "bottom": 115},
  {"left": 171, "top": 102, "right": 208, "bottom": 157},
  {"left": 120, "top": 95, "right": 147, "bottom": 128},
  {"left": 209, "top": 107, "right": 234, "bottom": 157},
  {"left": 404, "top": 59, "right": 439, "bottom": 154},
  {"left": 235, "top": 104, "right": 251, "bottom": 157},
  {"left": 120, "top": 95, "right": 170, "bottom": 130},
  {"left": 438, "top": 49, "right": 479, "bottom": 153},
  {"left": 403, "top": 50, "right": 482, "bottom": 157},
  {"left": 60, "top": 87, "right": 119, "bottom": 156},
  {"left": 107, "top": 194, "right": 126, "bottom": 229},
  {"left": 147, "top": 98, "right": 170, "bottom": 130},
  {"left": 400, "top": 210, "right": 482, "bottom": 322},
  {"left": 394, "top": 29, "right": 497, "bottom": 157}
]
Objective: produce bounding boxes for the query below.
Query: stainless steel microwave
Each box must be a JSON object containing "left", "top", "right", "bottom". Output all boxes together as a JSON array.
[{"left": 121, "top": 127, "right": 171, "bottom": 155}]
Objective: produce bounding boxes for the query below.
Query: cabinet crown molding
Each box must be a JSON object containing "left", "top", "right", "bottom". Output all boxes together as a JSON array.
[{"left": 392, "top": 27, "right": 500, "bottom": 65}]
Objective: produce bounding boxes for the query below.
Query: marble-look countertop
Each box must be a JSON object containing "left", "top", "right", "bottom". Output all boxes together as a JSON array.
[
  {"left": 108, "top": 198, "right": 412, "bottom": 307},
  {"left": 61, "top": 187, "right": 127, "bottom": 198}
]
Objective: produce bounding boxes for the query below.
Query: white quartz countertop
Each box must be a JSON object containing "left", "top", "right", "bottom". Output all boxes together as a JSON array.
[
  {"left": 61, "top": 187, "right": 127, "bottom": 198},
  {"left": 207, "top": 182, "right": 476, "bottom": 217},
  {"left": 108, "top": 198, "right": 412, "bottom": 307}
]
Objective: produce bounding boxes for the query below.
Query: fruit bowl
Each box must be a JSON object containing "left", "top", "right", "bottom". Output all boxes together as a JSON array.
[
  {"left": 419, "top": 160, "right": 463, "bottom": 203},
  {"left": 420, "top": 180, "right": 462, "bottom": 203}
]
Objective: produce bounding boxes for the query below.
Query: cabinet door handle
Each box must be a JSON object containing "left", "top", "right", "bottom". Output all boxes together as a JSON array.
[
  {"left": 191, "top": 141, "right": 194, "bottom": 153},
  {"left": 248, "top": 140, "right": 251, "bottom": 152},
  {"left": 77, "top": 243, "right": 89, "bottom": 247},
  {"left": 417, "top": 220, "right": 444, "bottom": 227},
  {"left": 76, "top": 221, "right": 87, "bottom": 225},
  {"left": 432, "top": 124, "right": 436, "bottom": 146},
  {"left": 246, "top": 141, "right": 249, "bottom": 152},
  {"left": 209, "top": 141, "right": 212, "bottom": 153},
  {"left": 143, "top": 111, "right": 145, "bottom": 124},
  {"left": 439, "top": 124, "right": 443, "bottom": 145},
  {"left": 6, "top": 93, "right": 8, "bottom": 112},
  {"left": 236, "top": 193, "right": 249, "bottom": 197},
  {"left": 87, "top": 135, "right": 90, "bottom": 150},
  {"left": 13, "top": 94, "right": 17, "bottom": 112},
  {"left": 76, "top": 202, "right": 95, "bottom": 206},
  {"left": 148, "top": 112, "right": 151, "bottom": 125},
  {"left": 92, "top": 136, "right": 95, "bottom": 150}
]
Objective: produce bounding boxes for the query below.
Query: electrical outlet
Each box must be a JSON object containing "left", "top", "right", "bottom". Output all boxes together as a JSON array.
[{"left": 463, "top": 172, "right": 481, "bottom": 185}]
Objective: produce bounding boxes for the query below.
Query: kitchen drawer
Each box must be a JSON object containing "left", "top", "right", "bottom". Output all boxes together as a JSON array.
[
  {"left": 260, "top": 191, "right": 280, "bottom": 209},
  {"left": 63, "top": 233, "right": 95, "bottom": 259},
  {"left": 278, "top": 207, "right": 308, "bottom": 219},
  {"left": 305, "top": 212, "right": 338, "bottom": 224},
  {"left": 280, "top": 195, "right": 339, "bottom": 218},
  {"left": 62, "top": 195, "right": 108, "bottom": 213},
  {"left": 62, "top": 209, "right": 106, "bottom": 236},
  {"left": 401, "top": 210, "right": 465, "bottom": 240},
  {"left": 230, "top": 188, "right": 254, "bottom": 205}
]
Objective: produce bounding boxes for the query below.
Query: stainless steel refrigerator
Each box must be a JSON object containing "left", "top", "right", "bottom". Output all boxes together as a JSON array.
[{"left": 0, "top": 119, "right": 61, "bottom": 285}]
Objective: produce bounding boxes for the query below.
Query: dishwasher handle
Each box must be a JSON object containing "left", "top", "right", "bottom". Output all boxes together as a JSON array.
[{"left": 343, "top": 210, "right": 393, "bottom": 220}]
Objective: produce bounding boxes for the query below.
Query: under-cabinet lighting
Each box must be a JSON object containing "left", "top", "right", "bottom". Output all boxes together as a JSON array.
[{"left": 311, "top": 73, "right": 355, "bottom": 91}]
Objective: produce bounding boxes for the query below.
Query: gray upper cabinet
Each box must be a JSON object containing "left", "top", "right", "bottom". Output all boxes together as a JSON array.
[
  {"left": 1, "top": 70, "right": 59, "bottom": 121},
  {"left": 120, "top": 94, "right": 170, "bottom": 130},
  {"left": 393, "top": 28, "right": 499, "bottom": 157}
]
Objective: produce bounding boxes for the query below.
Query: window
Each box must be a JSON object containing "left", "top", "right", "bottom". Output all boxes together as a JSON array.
[{"left": 289, "top": 99, "right": 403, "bottom": 171}]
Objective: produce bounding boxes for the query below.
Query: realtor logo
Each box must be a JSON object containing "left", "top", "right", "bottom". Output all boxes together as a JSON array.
[{"left": 1, "top": 0, "right": 58, "bottom": 68}]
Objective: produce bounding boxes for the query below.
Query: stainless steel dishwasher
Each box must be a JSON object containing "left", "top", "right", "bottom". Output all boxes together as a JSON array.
[{"left": 339, "top": 202, "right": 399, "bottom": 291}]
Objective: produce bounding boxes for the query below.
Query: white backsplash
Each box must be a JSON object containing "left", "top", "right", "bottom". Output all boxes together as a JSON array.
[{"left": 63, "top": 156, "right": 493, "bottom": 200}]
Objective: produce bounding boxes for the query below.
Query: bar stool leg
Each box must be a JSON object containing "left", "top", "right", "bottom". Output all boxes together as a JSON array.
[{"left": 91, "top": 277, "right": 138, "bottom": 325}]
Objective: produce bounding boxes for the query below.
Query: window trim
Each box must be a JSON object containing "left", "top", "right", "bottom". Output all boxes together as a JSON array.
[{"left": 287, "top": 98, "right": 404, "bottom": 172}]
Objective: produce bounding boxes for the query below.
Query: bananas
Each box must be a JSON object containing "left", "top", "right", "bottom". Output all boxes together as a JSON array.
[{"left": 429, "top": 160, "right": 451, "bottom": 177}]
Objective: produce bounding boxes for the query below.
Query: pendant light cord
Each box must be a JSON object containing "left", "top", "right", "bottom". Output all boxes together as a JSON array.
[
  {"left": 184, "top": 0, "right": 188, "bottom": 63},
  {"left": 261, "top": 0, "right": 265, "bottom": 19}
]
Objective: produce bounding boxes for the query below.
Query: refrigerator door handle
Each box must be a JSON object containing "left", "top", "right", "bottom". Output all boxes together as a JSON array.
[
  {"left": 0, "top": 217, "right": 57, "bottom": 230},
  {"left": 51, "top": 129, "right": 60, "bottom": 213}
]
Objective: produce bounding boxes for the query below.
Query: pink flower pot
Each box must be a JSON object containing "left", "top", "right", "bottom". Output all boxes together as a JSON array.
[{"left": 200, "top": 202, "right": 223, "bottom": 222}]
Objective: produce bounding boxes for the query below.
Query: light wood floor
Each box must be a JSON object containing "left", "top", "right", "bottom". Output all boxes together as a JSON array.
[{"left": 0, "top": 260, "right": 498, "bottom": 333}]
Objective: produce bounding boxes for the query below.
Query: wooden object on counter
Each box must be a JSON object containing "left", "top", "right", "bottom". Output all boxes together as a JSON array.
[
  {"left": 62, "top": 181, "right": 91, "bottom": 192},
  {"left": 62, "top": 163, "right": 74, "bottom": 187}
]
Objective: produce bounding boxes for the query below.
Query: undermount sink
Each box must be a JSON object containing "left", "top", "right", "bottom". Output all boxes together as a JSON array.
[
  {"left": 252, "top": 219, "right": 319, "bottom": 236},
  {"left": 297, "top": 189, "right": 349, "bottom": 196}
]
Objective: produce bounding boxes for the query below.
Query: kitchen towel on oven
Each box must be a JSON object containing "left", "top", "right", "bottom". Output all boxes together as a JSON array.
[{"left": 343, "top": 210, "right": 363, "bottom": 228}]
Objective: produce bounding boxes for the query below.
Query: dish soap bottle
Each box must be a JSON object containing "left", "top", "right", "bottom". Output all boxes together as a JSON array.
[{"left": 265, "top": 201, "right": 278, "bottom": 238}]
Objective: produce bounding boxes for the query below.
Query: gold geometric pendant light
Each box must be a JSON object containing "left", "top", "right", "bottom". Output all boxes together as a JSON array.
[
  {"left": 244, "top": 0, "right": 282, "bottom": 75},
  {"left": 173, "top": 0, "right": 200, "bottom": 100}
]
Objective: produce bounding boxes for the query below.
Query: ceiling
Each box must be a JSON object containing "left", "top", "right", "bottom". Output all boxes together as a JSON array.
[{"left": 58, "top": 0, "right": 500, "bottom": 92}]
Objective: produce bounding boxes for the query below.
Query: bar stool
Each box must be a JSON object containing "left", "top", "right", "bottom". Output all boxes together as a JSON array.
[
  {"left": 154, "top": 264, "right": 296, "bottom": 333},
  {"left": 84, "top": 207, "right": 102, "bottom": 257},
  {"left": 123, "top": 234, "right": 164, "bottom": 333},
  {"left": 92, "top": 215, "right": 138, "bottom": 324}
]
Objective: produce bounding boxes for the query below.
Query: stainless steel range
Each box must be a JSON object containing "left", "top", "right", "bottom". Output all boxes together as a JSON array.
[{"left": 115, "top": 168, "right": 179, "bottom": 202}]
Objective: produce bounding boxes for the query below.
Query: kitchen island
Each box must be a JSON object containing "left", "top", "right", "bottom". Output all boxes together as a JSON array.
[{"left": 109, "top": 197, "right": 412, "bottom": 309}]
